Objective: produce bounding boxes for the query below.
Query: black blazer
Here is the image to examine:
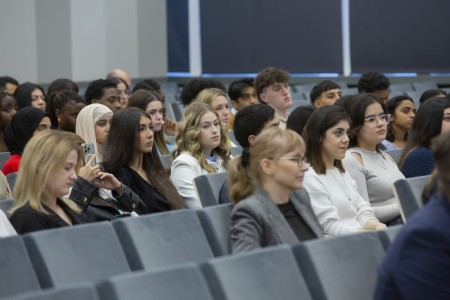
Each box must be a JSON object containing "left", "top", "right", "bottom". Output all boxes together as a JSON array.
[{"left": 9, "top": 199, "right": 86, "bottom": 234}]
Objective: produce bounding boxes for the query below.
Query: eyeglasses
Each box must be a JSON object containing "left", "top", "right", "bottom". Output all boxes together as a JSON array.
[
  {"left": 279, "top": 156, "right": 308, "bottom": 167},
  {"left": 364, "top": 114, "right": 391, "bottom": 126}
]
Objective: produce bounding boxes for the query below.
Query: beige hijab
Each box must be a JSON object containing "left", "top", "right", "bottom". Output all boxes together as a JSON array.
[{"left": 76, "top": 104, "right": 113, "bottom": 162}]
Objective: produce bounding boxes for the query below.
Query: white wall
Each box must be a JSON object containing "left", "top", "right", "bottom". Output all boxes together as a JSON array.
[{"left": 0, "top": 0, "right": 167, "bottom": 84}]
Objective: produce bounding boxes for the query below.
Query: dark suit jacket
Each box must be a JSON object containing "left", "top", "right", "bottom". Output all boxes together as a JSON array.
[
  {"left": 374, "top": 194, "right": 450, "bottom": 300},
  {"left": 9, "top": 199, "right": 86, "bottom": 234},
  {"left": 231, "top": 187, "right": 323, "bottom": 253}
]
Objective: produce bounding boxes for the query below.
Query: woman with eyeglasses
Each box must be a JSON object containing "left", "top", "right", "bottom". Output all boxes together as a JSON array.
[
  {"left": 303, "top": 106, "right": 385, "bottom": 236},
  {"left": 398, "top": 97, "right": 450, "bottom": 178},
  {"left": 229, "top": 127, "right": 323, "bottom": 253},
  {"left": 342, "top": 94, "right": 404, "bottom": 226}
]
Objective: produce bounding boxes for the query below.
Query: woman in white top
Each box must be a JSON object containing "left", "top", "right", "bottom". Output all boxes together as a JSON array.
[
  {"left": 342, "top": 94, "right": 404, "bottom": 225},
  {"left": 171, "top": 102, "right": 230, "bottom": 208},
  {"left": 303, "top": 105, "right": 386, "bottom": 236}
]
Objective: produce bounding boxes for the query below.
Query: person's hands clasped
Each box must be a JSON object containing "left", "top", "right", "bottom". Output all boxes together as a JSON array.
[{"left": 78, "top": 155, "right": 101, "bottom": 182}]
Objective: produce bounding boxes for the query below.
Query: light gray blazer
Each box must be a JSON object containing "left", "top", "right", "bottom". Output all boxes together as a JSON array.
[{"left": 230, "top": 187, "right": 323, "bottom": 253}]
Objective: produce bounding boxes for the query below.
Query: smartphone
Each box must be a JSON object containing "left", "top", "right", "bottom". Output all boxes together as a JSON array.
[{"left": 81, "top": 143, "right": 97, "bottom": 166}]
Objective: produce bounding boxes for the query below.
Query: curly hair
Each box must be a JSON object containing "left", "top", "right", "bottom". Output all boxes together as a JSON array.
[{"left": 172, "top": 102, "right": 230, "bottom": 173}]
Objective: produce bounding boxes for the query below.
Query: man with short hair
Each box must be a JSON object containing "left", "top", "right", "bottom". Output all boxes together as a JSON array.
[
  {"left": 85, "top": 79, "right": 121, "bottom": 112},
  {"left": 255, "top": 67, "right": 292, "bottom": 129},
  {"left": 358, "top": 71, "right": 390, "bottom": 103},
  {"left": 310, "top": 80, "right": 342, "bottom": 108},
  {"left": 218, "top": 104, "right": 279, "bottom": 203},
  {"left": 229, "top": 78, "right": 258, "bottom": 112}
]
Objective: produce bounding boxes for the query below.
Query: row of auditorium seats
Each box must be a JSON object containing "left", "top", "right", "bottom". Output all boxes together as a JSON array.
[{"left": 0, "top": 210, "right": 402, "bottom": 300}]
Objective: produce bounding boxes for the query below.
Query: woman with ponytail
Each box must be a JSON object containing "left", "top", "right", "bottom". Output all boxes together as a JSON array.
[{"left": 229, "top": 127, "right": 322, "bottom": 253}]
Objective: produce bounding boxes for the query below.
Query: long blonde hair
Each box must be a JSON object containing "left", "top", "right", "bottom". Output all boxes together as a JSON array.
[
  {"left": 172, "top": 102, "right": 230, "bottom": 173},
  {"left": 195, "top": 88, "right": 227, "bottom": 106},
  {"left": 10, "top": 130, "right": 82, "bottom": 214},
  {"left": 229, "top": 127, "right": 305, "bottom": 203}
]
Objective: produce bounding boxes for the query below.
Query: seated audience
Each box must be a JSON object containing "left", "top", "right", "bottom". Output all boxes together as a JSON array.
[
  {"left": 303, "top": 106, "right": 386, "bottom": 236},
  {"left": 171, "top": 102, "right": 229, "bottom": 208},
  {"left": 286, "top": 105, "right": 315, "bottom": 136},
  {"left": 72, "top": 105, "right": 146, "bottom": 219},
  {"left": 107, "top": 68, "right": 132, "bottom": 89},
  {"left": 128, "top": 89, "right": 173, "bottom": 154},
  {"left": 382, "top": 95, "right": 415, "bottom": 150},
  {"left": 179, "top": 78, "right": 226, "bottom": 107},
  {"left": 228, "top": 78, "right": 258, "bottom": 128},
  {"left": 84, "top": 79, "right": 121, "bottom": 112},
  {"left": 47, "top": 78, "right": 79, "bottom": 96},
  {"left": 419, "top": 88, "right": 447, "bottom": 105},
  {"left": 2, "top": 107, "right": 51, "bottom": 175},
  {"left": 104, "top": 107, "right": 185, "bottom": 213},
  {"left": 255, "top": 67, "right": 292, "bottom": 129},
  {"left": 219, "top": 103, "right": 280, "bottom": 204},
  {"left": 0, "top": 76, "right": 19, "bottom": 95},
  {"left": 357, "top": 71, "right": 390, "bottom": 103},
  {"left": 310, "top": 80, "right": 342, "bottom": 108},
  {"left": 14, "top": 82, "right": 47, "bottom": 111},
  {"left": 1, "top": 92, "right": 16, "bottom": 129},
  {"left": 110, "top": 77, "right": 130, "bottom": 109},
  {"left": 398, "top": 97, "right": 450, "bottom": 177},
  {"left": 342, "top": 94, "right": 404, "bottom": 225},
  {"left": 47, "top": 91, "right": 86, "bottom": 132},
  {"left": 9, "top": 131, "right": 86, "bottom": 234},
  {"left": 229, "top": 127, "right": 322, "bottom": 253},
  {"left": 374, "top": 130, "right": 450, "bottom": 299}
]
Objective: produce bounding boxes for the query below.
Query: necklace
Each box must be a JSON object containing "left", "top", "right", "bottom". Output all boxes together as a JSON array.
[{"left": 328, "top": 169, "right": 352, "bottom": 201}]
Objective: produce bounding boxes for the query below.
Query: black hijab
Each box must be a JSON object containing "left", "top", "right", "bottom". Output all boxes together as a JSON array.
[{"left": 4, "top": 107, "right": 48, "bottom": 155}]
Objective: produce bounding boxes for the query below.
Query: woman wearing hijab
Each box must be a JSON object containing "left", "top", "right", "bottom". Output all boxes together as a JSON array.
[
  {"left": 70, "top": 104, "right": 147, "bottom": 219},
  {"left": 2, "top": 107, "right": 51, "bottom": 175}
]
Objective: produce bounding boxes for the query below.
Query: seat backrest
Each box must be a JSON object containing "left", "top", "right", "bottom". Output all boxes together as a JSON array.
[
  {"left": 0, "top": 199, "right": 14, "bottom": 215},
  {"left": 7, "top": 283, "right": 99, "bottom": 300},
  {"left": 194, "top": 172, "right": 228, "bottom": 207},
  {"left": 377, "top": 225, "right": 403, "bottom": 251},
  {"left": 384, "top": 149, "right": 403, "bottom": 164},
  {"left": 389, "top": 82, "right": 414, "bottom": 93},
  {"left": 292, "top": 231, "right": 386, "bottom": 300},
  {"left": 230, "top": 146, "right": 243, "bottom": 157},
  {"left": 23, "top": 222, "right": 130, "bottom": 289},
  {"left": 6, "top": 172, "right": 18, "bottom": 192},
  {"left": 97, "top": 263, "right": 213, "bottom": 300},
  {"left": 0, "top": 151, "right": 11, "bottom": 169},
  {"left": 393, "top": 175, "right": 429, "bottom": 221},
  {"left": 201, "top": 245, "right": 313, "bottom": 300},
  {"left": 159, "top": 154, "right": 171, "bottom": 169},
  {"left": 0, "top": 235, "right": 41, "bottom": 298},
  {"left": 196, "top": 203, "right": 232, "bottom": 256},
  {"left": 412, "top": 81, "right": 438, "bottom": 92},
  {"left": 112, "top": 209, "right": 214, "bottom": 271}
]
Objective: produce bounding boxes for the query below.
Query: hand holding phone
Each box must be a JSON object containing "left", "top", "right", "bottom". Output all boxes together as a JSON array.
[{"left": 81, "top": 143, "right": 97, "bottom": 166}]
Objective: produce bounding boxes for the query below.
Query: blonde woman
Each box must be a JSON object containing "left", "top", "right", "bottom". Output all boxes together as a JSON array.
[
  {"left": 195, "top": 88, "right": 237, "bottom": 146},
  {"left": 9, "top": 131, "right": 85, "bottom": 234},
  {"left": 171, "top": 102, "right": 230, "bottom": 208},
  {"left": 229, "top": 127, "right": 322, "bottom": 253}
]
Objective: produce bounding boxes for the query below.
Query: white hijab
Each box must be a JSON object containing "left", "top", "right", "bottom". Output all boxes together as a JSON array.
[{"left": 76, "top": 104, "right": 113, "bottom": 162}]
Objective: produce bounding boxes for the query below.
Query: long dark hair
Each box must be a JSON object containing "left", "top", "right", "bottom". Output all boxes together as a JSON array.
[
  {"left": 127, "top": 89, "right": 170, "bottom": 154},
  {"left": 303, "top": 105, "right": 350, "bottom": 174},
  {"left": 343, "top": 93, "right": 386, "bottom": 151},
  {"left": 398, "top": 97, "right": 450, "bottom": 168},
  {"left": 385, "top": 95, "right": 414, "bottom": 142},
  {"left": 103, "top": 107, "right": 185, "bottom": 209}
]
